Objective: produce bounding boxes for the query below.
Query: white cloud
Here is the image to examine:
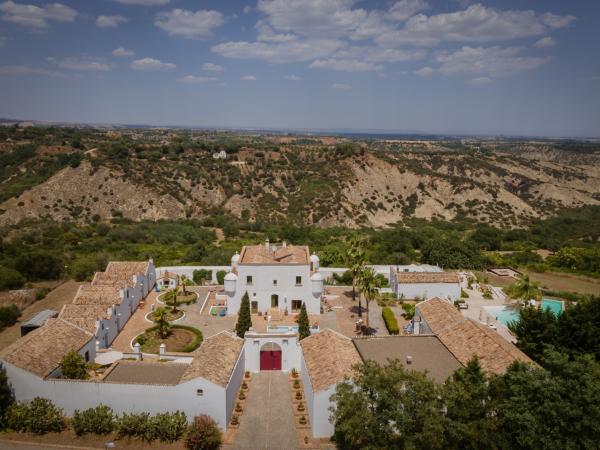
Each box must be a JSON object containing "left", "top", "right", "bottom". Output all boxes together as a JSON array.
[
  {"left": 241, "top": 75, "right": 257, "bottom": 81},
  {"left": 0, "top": 64, "right": 67, "bottom": 77},
  {"left": 534, "top": 36, "right": 555, "bottom": 49},
  {"left": 112, "top": 47, "right": 135, "bottom": 57},
  {"left": 389, "top": 0, "right": 429, "bottom": 22},
  {"left": 243, "top": 5, "right": 251, "bottom": 15},
  {"left": 47, "top": 56, "right": 113, "bottom": 71},
  {"left": 310, "top": 59, "right": 382, "bottom": 72},
  {"left": 436, "top": 46, "right": 550, "bottom": 77},
  {"left": 96, "top": 15, "right": 127, "bottom": 28},
  {"left": 114, "top": 0, "right": 169, "bottom": 5},
  {"left": 377, "top": 4, "right": 575, "bottom": 47},
  {"left": 130, "top": 57, "right": 176, "bottom": 71},
  {"left": 202, "top": 62, "right": 224, "bottom": 72},
  {"left": 468, "top": 76, "right": 492, "bottom": 85},
  {"left": 0, "top": 1, "right": 77, "bottom": 29},
  {"left": 177, "top": 75, "right": 218, "bottom": 83},
  {"left": 155, "top": 8, "right": 224, "bottom": 39},
  {"left": 332, "top": 82, "right": 351, "bottom": 90},
  {"left": 284, "top": 74, "right": 301, "bottom": 81},
  {"left": 414, "top": 66, "right": 434, "bottom": 76}
]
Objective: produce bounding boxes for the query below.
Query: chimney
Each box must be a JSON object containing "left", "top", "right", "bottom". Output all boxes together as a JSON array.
[{"left": 406, "top": 355, "right": 413, "bottom": 365}]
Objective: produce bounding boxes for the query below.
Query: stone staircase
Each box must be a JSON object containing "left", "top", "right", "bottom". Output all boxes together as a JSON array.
[{"left": 269, "top": 307, "right": 283, "bottom": 321}]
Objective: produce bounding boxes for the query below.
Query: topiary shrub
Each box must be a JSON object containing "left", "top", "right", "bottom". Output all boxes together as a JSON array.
[
  {"left": 72, "top": 405, "right": 115, "bottom": 436},
  {"left": 185, "top": 415, "right": 221, "bottom": 450},
  {"left": 382, "top": 307, "right": 399, "bottom": 335},
  {"left": 7, "top": 398, "right": 66, "bottom": 434}
]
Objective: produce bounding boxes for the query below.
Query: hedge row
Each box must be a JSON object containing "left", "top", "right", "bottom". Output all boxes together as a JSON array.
[{"left": 382, "top": 307, "right": 399, "bottom": 335}]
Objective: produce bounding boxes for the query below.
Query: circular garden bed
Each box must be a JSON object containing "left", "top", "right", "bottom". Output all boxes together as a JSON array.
[
  {"left": 157, "top": 290, "right": 198, "bottom": 306},
  {"left": 145, "top": 309, "right": 185, "bottom": 323},
  {"left": 134, "top": 325, "right": 203, "bottom": 354}
]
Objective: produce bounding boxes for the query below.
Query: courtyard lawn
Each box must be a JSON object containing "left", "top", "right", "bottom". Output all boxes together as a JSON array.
[
  {"left": 158, "top": 290, "right": 197, "bottom": 305},
  {"left": 145, "top": 309, "right": 184, "bottom": 323},
  {"left": 135, "top": 324, "right": 203, "bottom": 353}
]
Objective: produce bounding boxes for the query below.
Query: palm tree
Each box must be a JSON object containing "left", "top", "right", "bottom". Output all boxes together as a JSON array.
[
  {"left": 358, "top": 267, "right": 379, "bottom": 330},
  {"left": 152, "top": 307, "right": 171, "bottom": 339},
  {"left": 170, "top": 287, "right": 178, "bottom": 314},
  {"left": 347, "top": 238, "right": 366, "bottom": 317},
  {"left": 505, "top": 275, "right": 542, "bottom": 307}
]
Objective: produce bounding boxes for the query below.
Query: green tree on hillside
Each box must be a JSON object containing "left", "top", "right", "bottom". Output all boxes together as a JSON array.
[
  {"left": 297, "top": 303, "right": 310, "bottom": 340},
  {"left": 235, "top": 292, "right": 251, "bottom": 338}
]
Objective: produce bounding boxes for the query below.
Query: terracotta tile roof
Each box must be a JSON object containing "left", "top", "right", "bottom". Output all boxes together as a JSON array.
[
  {"left": 180, "top": 332, "right": 244, "bottom": 387},
  {"left": 103, "top": 360, "right": 188, "bottom": 386},
  {"left": 73, "top": 285, "right": 122, "bottom": 306},
  {"left": 353, "top": 335, "right": 462, "bottom": 383},
  {"left": 92, "top": 261, "right": 149, "bottom": 288},
  {"left": 159, "top": 270, "right": 179, "bottom": 280},
  {"left": 436, "top": 319, "right": 532, "bottom": 374},
  {"left": 395, "top": 271, "right": 460, "bottom": 283},
  {"left": 300, "top": 329, "right": 362, "bottom": 392},
  {"left": 416, "top": 298, "right": 533, "bottom": 374},
  {"left": 59, "top": 304, "right": 112, "bottom": 334},
  {"left": 239, "top": 244, "right": 309, "bottom": 265},
  {"left": 0, "top": 318, "right": 93, "bottom": 378},
  {"left": 417, "top": 297, "right": 465, "bottom": 334}
]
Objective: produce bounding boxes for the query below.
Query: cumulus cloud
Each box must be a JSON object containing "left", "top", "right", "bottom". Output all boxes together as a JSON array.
[
  {"left": 436, "top": 46, "right": 551, "bottom": 77},
  {"left": 0, "top": 64, "right": 67, "bottom": 77},
  {"left": 243, "top": 5, "right": 251, "bottom": 15},
  {"left": 241, "top": 75, "right": 257, "bottom": 81},
  {"left": 130, "top": 57, "right": 176, "bottom": 70},
  {"left": 177, "top": 75, "right": 218, "bottom": 83},
  {"left": 331, "top": 82, "right": 351, "bottom": 90},
  {"left": 468, "top": 76, "right": 492, "bottom": 85},
  {"left": 114, "top": 0, "right": 169, "bottom": 5},
  {"left": 310, "top": 59, "right": 382, "bottom": 72},
  {"left": 96, "top": 15, "right": 127, "bottom": 28},
  {"left": 47, "top": 56, "right": 113, "bottom": 71},
  {"left": 389, "top": 0, "right": 429, "bottom": 22},
  {"left": 534, "top": 36, "right": 555, "bottom": 48},
  {"left": 202, "top": 62, "right": 224, "bottom": 71},
  {"left": 0, "top": 1, "right": 77, "bottom": 29},
  {"left": 414, "top": 66, "right": 434, "bottom": 76},
  {"left": 155, "top": 8, "right": 224, "bottom": 38},
  {"left": 284, "top": 74, "right": 301, "bottom": 81},
  {"left": 112, "top": 47, "right": 135, "bottom": 57}
]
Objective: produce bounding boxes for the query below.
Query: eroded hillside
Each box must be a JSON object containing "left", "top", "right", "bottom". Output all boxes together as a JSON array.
[{"left": 0, "top": 128, "right": 598, "bottom": 228}]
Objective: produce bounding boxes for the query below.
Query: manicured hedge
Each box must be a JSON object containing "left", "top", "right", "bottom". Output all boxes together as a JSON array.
[
  {"left": 136, "top": 324, "right": 203, "bottom": 353},
  {"left": 382, "top": 307, "right": 399, "bottom": 335}
]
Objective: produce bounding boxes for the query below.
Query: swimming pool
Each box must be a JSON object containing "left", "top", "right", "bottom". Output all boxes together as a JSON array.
[
  {"left": 541, "top": 298, "right": 564, "bottom": 316},
  {"left": 483, "top": 306, "right": 519, "bottom": 326},
  {"left": 267, "top": 325, "right": 320, "bottom": 333}
]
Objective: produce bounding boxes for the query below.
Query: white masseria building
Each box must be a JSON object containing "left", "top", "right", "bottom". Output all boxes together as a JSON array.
[{"left": 223, "top": 240, "right": 324, "bottom": 316}]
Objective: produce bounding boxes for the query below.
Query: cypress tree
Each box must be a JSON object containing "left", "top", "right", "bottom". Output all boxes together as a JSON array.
[
  {"left": 0, "top": 363, "right": 14, "bottom": 419},
  {"left": 298, "top": 303, "right": 310, "bottom": 340},
  {"left": 235, "top": 292, "right": 251, "bottom": 338}
]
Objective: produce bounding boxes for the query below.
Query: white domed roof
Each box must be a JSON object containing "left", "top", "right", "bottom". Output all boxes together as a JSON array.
[
  {"left": 231, "top": 252, "right": 240, "bottom": 263},
  {"left": 310, "top": 272, "right": 323, "bottom": 281},
  {"left": 224, "top": 272, "right": 238, "bottom": 281},
  {"left": 310, "top": 253, "right": 320, "bottom": 262}
]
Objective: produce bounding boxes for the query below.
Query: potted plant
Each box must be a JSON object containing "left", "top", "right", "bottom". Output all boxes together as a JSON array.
[
  {"left": 242, "top": 381, "right": 248, "bottom": 390},
  {"left": 245, "top": 370, "right": 250, "bottom": 379},
  {"left": 295, "top": 391, "right": 302, "bottom": 401},
  {"left": 239, "top": 391, "right": 246, "bottom": 401},
  {"left": 299, "top": 416, "right": 307, "bottom": 425},
  {"left": 291, "top": 368, "right": 298, "bottom": 378},
  {"left": 293, "top": 380, "right": 300, "bottom": 389},
  {"left": 235, "top": 402, "right": 243, "bottom": 413},
  {"left": 231, "top": 415, "right": 239, "bottom": 426},
  {"left": 297, "top": 402, "right": 305, "bottom": 412}
]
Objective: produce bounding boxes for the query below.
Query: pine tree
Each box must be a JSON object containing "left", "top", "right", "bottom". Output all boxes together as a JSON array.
[
  {"left": 235, "top": 292, "right": 251, "bottom": 338},
  {"left": 0, "top": 363, "right": 14, "bottom": 418},
  {"left": 298, "top": 303, "right": 310, "bottom": 340}
]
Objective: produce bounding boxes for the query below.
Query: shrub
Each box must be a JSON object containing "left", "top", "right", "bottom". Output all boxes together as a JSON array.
[
  {"left": 59, "top": 350, "right": 89, "bottom": 380},
  {"left": 0, "top": 364, "right": 15, "bottom": 421},
  {"left": 72, "top": 405, "right": 115, "bottom": 436},
  {"left": 151, "top": 411, "right": 187, "bottom": 442},
  {"left": 117, "top": 412, "right": 151, "bottom": 441},
  {"left": 0, "top": 266, "right": 25, "bottom": 291},
  {"left": 401, "top": 303, "right": 416, "bottom": 320},
  {"left": 461, "top": 289, "right": 469, "bottom": 299},
  {"left": 382, "top": 307, "right": 399, "bottom": 335},
  {"left": 7, "top": 398, "right": 66, "bottom": 434},
  {"left": 0, "top": 304, "right": 21, "bottom": 331},
  {"left": 185, "top": 415, "right": 221, "bottom": 450}
]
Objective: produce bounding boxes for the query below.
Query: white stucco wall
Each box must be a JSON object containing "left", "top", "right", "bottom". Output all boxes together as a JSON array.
[
  {"left": 156, "top": 266, "right": 230, "bottom": 284},
  {"left": 312, "top": 385, "right": 337, "bottom": 438},
  {"left": 244, "top": 333, "right": 301, "bottom": 373},
  {"left": 3, "top": 362, "right": 232, "bottom": 429},
  {"left": 300, "top": 353, "right": 314, "bottom": 433},
  {"left": 395, "top": 282, "right": 460, "bottom": 301},
  {"left": 225, "top": 348, "right": 245, "bottom": 425}
]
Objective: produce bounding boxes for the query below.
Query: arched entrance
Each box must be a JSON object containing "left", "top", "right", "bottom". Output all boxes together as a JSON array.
[
  {"left": 260, "top": 342, "right": 282, "bottom": 370},
  {"left": 271, "top": 294, "right": 279, "bottom": 308}
]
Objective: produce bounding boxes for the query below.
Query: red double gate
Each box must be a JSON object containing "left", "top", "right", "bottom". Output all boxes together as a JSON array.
[{"left": 260, "top": 349, "right": 282, "bottom": 370}]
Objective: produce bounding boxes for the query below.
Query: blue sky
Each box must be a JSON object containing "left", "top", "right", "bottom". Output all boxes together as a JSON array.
[{"left": 0, "top": 0, "right": 598, "bottom": 137}]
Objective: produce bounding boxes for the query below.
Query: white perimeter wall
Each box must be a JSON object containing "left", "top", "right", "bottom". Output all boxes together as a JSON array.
[
  {"left": 4, "top": 361, "right": 236, "bottom": 430},
  {"left": 244, "top": 333, "right": 301, "bottom": 373},
  {"left": 300, "top": 353, "right": 314, "bottom": 434},
  {"left": 225, "top": 348, "right": 245, "bottom": 425},
  {"left": 395, "top": 283, "right": 460, "bottom": 301},
  {"left": 156, "top": 266, "right": 230, "bottom": 284},
  {"left": 313, "top": 385, "right": 336, "bottom": 438}
]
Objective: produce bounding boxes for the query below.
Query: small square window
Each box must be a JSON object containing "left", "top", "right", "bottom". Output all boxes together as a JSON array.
[
  {"left": 196, "top": 389, "right": 204, "bottom": 396},
  {"left": 246, "top": 275, "right": 253, "bottom": 285},
  {"left": 273, "top": 279, "right": 278, "bottom": 286},
  {"left": 84, "top": 351, "right": 90, "bottom": 362},
  {"left": 295, "top": 276, "right": 302, "bottom": 285}
]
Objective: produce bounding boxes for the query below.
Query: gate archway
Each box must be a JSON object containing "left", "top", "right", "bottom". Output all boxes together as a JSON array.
[{"left": 260, "top": 342, "right": 282, "bottom": 370}]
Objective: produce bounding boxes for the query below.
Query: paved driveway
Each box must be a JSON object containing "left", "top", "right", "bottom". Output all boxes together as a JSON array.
[{"left": 228, "top": 371, "right": 298, "bottom": 450}]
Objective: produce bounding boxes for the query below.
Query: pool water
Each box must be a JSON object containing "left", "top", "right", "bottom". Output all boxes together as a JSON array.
[
  {"left": 483, "top": 306, "right": 519, "bottom": 326},
  {"left": 268, "top": 325, "right": 299, "bottom": 333},
  {"left": 541, "top": 298, "right": 564, "bottom": 316}
]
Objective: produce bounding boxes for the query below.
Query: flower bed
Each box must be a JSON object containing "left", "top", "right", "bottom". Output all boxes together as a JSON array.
[
  {"left": 134, "top": 325, "right": 203, "bottom": 353},
  {"left": 145, "top": 309, "right": 185, "bottom": 323},
  {"left": 157, "top": 290, "right": 197, "bottom": 306}
]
